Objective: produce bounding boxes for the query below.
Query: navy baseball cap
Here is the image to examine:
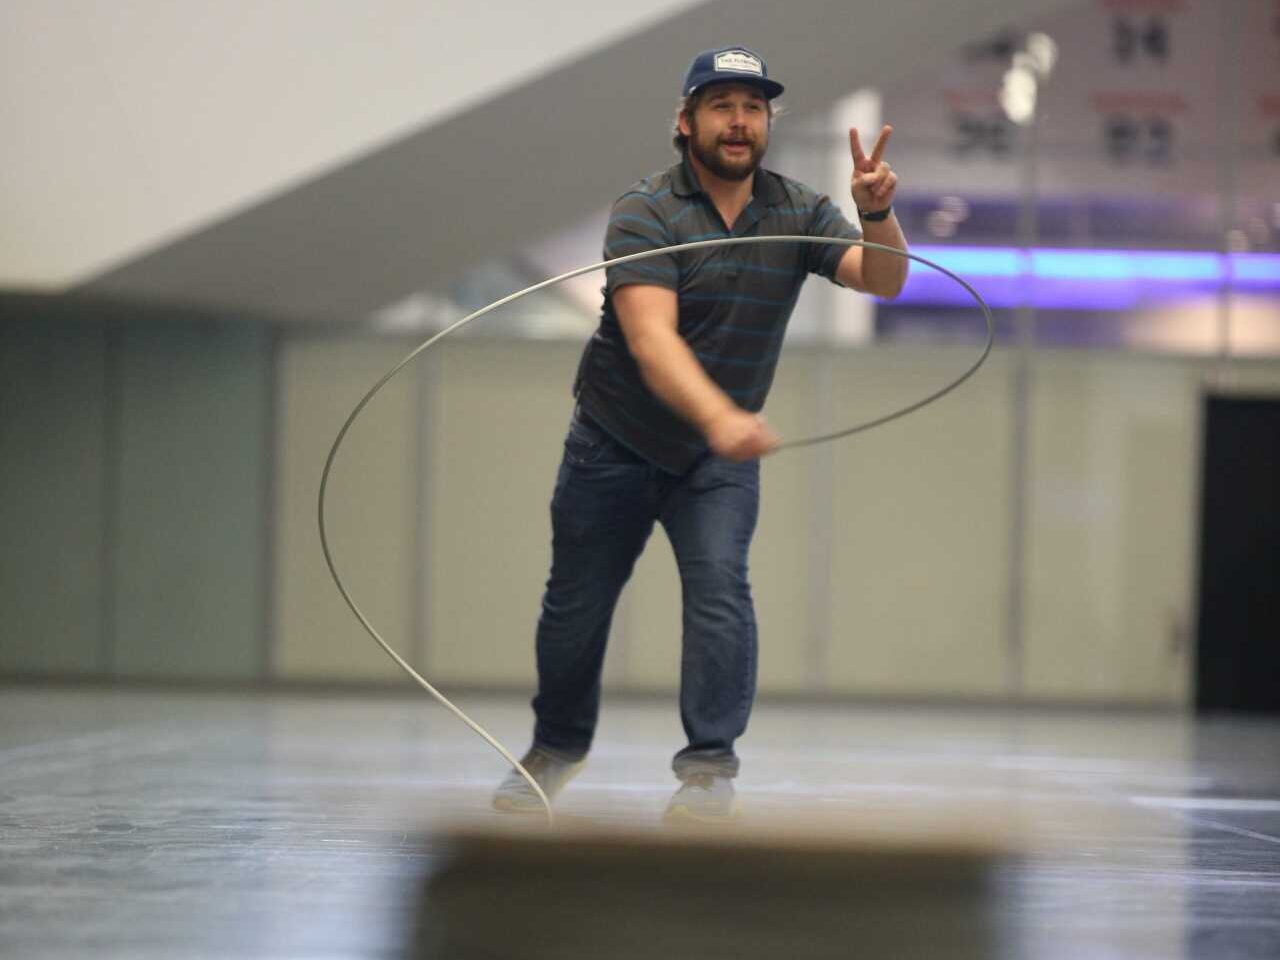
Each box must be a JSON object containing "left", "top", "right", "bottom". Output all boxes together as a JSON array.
[{"left": 682, "top": 45, "right": 784, "bottom": 100}]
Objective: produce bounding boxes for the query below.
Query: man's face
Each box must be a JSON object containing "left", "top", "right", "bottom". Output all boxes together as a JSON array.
[{"left": 681, "top": 83, "right": 770, "bottom": 182}]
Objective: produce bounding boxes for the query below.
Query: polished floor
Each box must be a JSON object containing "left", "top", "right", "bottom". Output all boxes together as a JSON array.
[{"left": 2, "top": 685, "right": 1278, "bottom": 958}]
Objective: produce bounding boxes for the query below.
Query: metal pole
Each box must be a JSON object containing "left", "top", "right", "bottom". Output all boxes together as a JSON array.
[{"left": 1005, "top": 74, "right": 1041, "bottom": 703}]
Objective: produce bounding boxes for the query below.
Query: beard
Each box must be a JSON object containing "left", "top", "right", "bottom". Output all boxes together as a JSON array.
[{"left": 687, "top": 119, "right": 768, "bottom": 182}]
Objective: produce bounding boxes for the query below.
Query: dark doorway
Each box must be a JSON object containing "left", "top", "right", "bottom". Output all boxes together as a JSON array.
[{"left": 1196, "top": 395, "right": 1280, "bottom": 715}]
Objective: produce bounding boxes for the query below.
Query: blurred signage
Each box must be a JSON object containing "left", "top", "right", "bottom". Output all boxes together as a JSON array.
[{"left": 882, "top": 0, "right": 1233, "bottom": 199}]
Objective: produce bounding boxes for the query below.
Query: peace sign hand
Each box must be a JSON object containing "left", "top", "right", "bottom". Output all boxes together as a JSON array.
[{"left": 849, "top": 124, "right": 897, "bottom": 215}]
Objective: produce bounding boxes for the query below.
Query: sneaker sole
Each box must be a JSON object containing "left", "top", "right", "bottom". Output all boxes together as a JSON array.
[
  {"left": 491, "top": 796, "right": 549, "bottom": 814},
  {"left": 662, "top": 798, "right": 743, "bottom": 825}
]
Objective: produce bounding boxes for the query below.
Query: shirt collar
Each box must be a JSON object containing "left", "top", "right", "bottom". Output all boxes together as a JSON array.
[
  {"left": 751, "top": 167, "right": 786, "bottom": 207},
  {"left": 671, "top": 154, "right": 702, "bottom": 198}
]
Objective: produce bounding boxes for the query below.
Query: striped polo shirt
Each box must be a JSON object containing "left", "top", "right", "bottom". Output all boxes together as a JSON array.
[{"left": 573, "top": 154, "right": 863, "bottom": 474}]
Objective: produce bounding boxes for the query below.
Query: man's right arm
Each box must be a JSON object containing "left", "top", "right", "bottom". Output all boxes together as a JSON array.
[{"left": 613, "top": 283, "right": 778, "bottom": 461}]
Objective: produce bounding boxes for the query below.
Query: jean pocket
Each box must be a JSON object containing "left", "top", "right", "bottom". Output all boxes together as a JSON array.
[{"left": 563, "top": 413, "right": 609, "bottom": 465}]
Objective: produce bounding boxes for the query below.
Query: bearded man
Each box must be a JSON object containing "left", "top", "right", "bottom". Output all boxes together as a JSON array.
[{"left": 493, "top": 44, "right": 909, "bottom": 822}]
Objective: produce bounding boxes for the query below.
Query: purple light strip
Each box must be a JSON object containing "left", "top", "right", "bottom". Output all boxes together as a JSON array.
[{"left": 894, "top": 246, "right": 1280, "bottom": 309}]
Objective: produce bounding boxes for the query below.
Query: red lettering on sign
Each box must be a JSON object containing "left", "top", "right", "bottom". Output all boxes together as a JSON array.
[
  {"left": 1091, "top": 92, "right": 1188, "bottom": 113},
  {"left": 944, "top": 88, "right": 1000, "bottom": 109}
]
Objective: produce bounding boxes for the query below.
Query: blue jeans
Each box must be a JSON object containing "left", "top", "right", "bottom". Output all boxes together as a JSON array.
[{"left": 531, "top": 408, "right": 760, "bottom": 779}]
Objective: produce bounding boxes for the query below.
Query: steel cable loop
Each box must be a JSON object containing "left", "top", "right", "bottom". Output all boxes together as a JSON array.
[{"left": 318, "top": 236, "right": 994, "bottom": 825}]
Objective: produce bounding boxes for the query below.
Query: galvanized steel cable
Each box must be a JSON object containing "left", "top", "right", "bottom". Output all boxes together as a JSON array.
[{"left": 318, "top": 236, "right": 994, "bottom": 825}]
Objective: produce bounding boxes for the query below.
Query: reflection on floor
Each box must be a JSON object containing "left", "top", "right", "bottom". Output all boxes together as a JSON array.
[{"left": 1, "top": 686, "right": 1277, "bottom": 958}]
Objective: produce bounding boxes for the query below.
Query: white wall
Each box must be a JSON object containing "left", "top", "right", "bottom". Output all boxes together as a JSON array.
[
  {"left": 272, "top": 334, "right": 1272, "bottom": 705},
  {"left": 0, "top": 0, "right": 703, "bottom": 287}
]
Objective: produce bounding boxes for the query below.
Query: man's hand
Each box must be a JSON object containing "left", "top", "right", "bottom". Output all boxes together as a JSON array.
[
  {"left": 704, "top": 408, "right": 780, "bottom": 461},
  {"left": 849, "top": 124, "right": 897, "bottom": 213}
]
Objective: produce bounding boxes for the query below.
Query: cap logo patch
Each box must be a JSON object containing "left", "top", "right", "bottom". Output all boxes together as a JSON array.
[{"left": 714, "top": 50, "right": 763, "bottom": 76}]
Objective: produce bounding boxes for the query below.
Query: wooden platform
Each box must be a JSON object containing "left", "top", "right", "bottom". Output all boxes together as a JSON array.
[{"left": 416, "top": 811, "right": 1015, "bottom": 959}]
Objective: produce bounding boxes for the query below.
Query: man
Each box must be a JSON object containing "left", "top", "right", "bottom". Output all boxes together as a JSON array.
[{"left": 493, "top": 44, "right": 908, "bottom": 822}]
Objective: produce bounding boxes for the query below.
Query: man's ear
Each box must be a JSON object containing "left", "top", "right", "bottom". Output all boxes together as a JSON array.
[{"left": 677, "top": 110, "right": 693, "bottom": 138}]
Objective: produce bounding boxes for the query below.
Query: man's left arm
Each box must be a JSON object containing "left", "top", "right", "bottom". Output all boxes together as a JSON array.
[{"left": 835, "top": 124, "right": 908, "bottom": 299}]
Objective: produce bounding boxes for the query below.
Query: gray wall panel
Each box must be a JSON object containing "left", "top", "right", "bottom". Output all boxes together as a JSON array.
[
  {"left": 273, "top": 336, "right": 417, "bottom": 681},
  {"left": 0, "top": 319, "right": 107, "bottom": 673},
  {"left": 110, "top": 321, "right": 269, "bottom": 679}
]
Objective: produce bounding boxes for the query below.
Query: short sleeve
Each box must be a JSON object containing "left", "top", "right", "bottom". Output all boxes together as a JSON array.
[
  {"left": 603, "top": 193, "right": 678, "bottom": 295},
  {"left": 804, "top": 193, "right": 863, "bottom": 284}
]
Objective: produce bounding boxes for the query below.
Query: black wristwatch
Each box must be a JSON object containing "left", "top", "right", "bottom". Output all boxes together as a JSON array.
[{"left": 858, "top": 205, "right": 893, "bottom": 222}]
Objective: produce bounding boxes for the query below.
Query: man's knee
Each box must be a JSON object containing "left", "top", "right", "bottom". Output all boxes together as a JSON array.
[{"left": 680, "top": 555, "right": 752, "bottom": 598}]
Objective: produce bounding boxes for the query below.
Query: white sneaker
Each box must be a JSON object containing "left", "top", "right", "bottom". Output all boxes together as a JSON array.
[
  {"left": 491, "top": 747, "right": 584, "bottom": 814},
  {"left": 663, "top": 773, "right": 741, "bottom": 824}
]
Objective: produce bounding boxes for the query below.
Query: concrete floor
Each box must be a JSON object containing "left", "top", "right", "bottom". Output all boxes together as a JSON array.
[{"left": 2, "top": 685, "right": 1277, "bottom": 958}]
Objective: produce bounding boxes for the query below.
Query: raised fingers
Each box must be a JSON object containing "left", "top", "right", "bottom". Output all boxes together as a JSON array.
[
  {"left": 849, "top": 127, "right": 866, "bottom": 164},
  {"left": 869, "top": 124, "right": 893, "bottom": 164}
]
